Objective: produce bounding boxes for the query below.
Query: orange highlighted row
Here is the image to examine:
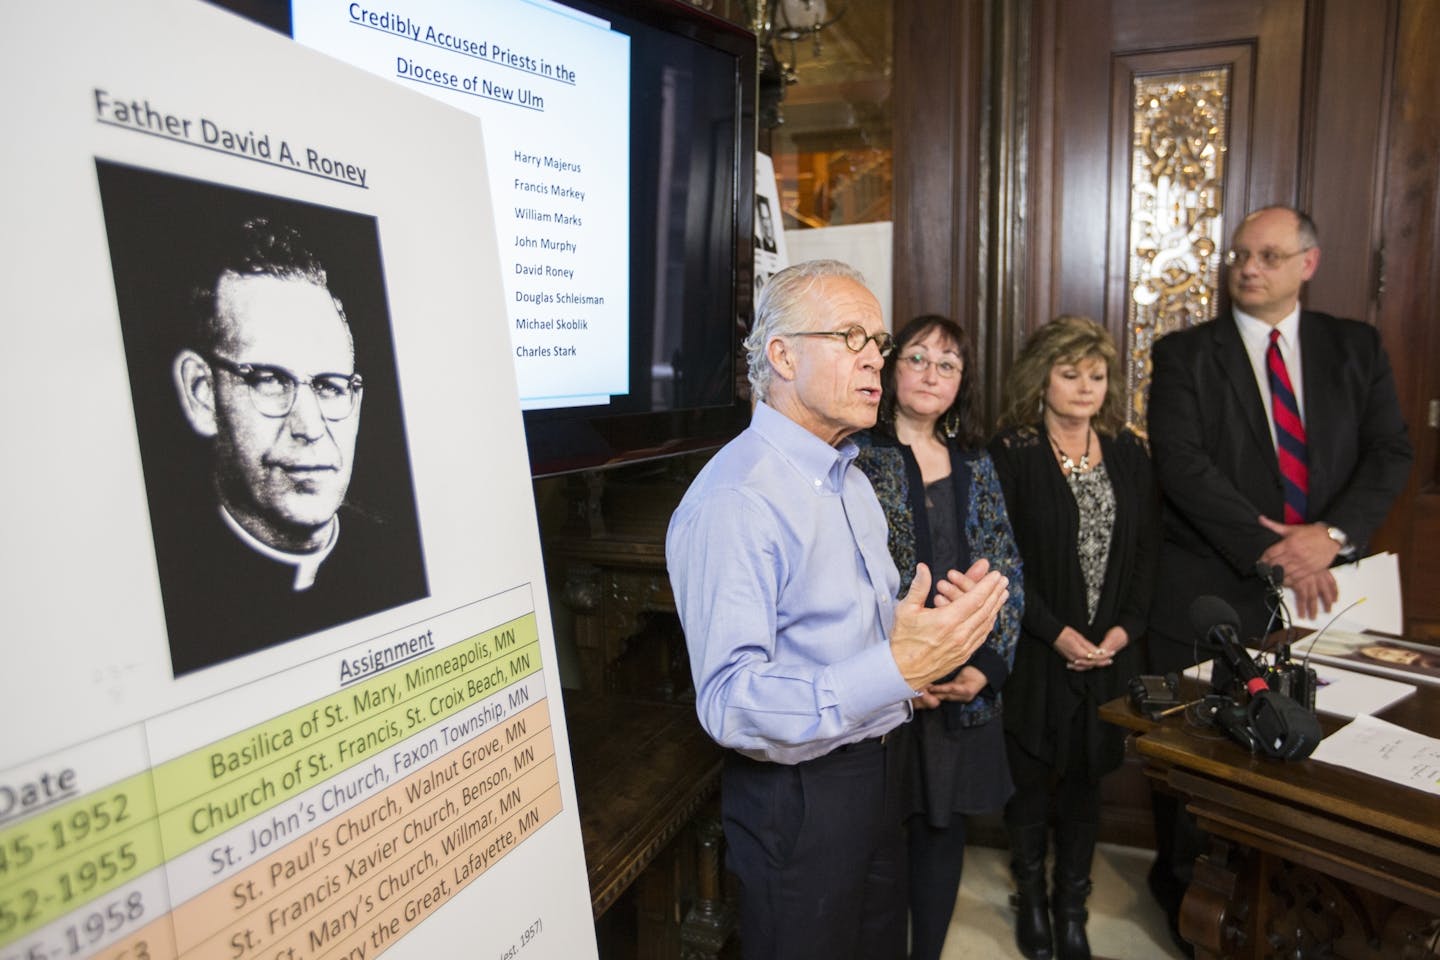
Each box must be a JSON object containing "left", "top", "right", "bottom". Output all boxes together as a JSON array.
[
  {"left": 170, "top": 700, "right": 559, "bottom": 960},
  {"left": 95, "top": 912, "right": 177, "bottom": 960}
]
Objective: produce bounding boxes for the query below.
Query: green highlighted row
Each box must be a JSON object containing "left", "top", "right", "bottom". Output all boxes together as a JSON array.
[{"left": 0, "top": 614, "right": 540, "bottom": 947}]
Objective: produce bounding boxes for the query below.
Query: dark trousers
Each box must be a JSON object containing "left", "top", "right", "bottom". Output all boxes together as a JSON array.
[
  {"left": 1004, "top": 722, "right": 1102, "bottom": 830},
  {"left": 1005, "top": 766, "right": 1101, "bottom": 829},
  {"left": 722, "top": 737, "right": 907, "bottom": 960},
  {"left": 906, "top": 815, "right": 969, "bottom": 960}
]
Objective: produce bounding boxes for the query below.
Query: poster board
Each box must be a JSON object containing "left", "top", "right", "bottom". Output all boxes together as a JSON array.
[
  {"left": 0, "top": 2, "right": 597, "bottom": 959},
  {"left": 753, "top": 152, "right": 790, "bottom": 298}
]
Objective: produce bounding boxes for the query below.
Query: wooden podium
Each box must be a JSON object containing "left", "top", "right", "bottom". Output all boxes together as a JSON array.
[{"left": 1101, "top": 678, "right": 1440, "bottom": 959}]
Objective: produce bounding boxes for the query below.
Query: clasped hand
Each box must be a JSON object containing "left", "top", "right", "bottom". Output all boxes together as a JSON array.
[
  {"left": 890, "top": 559, "right": 1009, "bottom": 704},
  {"left": 916, "top": 666, "right": 989, "bottom": 709},
  {"left": 1257, "top": 516, "right": 1340, "bottom": 620},
  {"left": 1053, "top": 625, "right": 1128, "bottom": 671}
]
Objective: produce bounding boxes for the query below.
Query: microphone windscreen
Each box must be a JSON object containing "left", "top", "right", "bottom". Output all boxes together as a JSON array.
[
  {"left": 1256, "top": 561, "right": 1285, "bottom": 585},
  {"left": 1248, "top": 690, "right": 1321, "bottom": 760},
  {"left": 1189, "top": 594, "right": 1241, "bottom": 640}
]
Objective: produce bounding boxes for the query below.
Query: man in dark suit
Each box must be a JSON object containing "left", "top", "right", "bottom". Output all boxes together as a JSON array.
[
  {"left": 1144, "top": 205, "right": 1412, "bottom": 947},
  {"left": 1149, "top": 205, "right": 1412, "bottom": 659}
]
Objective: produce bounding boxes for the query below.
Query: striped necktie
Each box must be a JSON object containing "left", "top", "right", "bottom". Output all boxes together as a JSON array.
[{"left": 1266, "top": 329, "right": 1308, "bottom": 523}]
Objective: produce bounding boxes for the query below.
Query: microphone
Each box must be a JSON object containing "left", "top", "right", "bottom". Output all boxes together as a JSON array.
[
  {"left": 1254, "top": 561, "right": 1291, "bottom": 652},
  {"left": 1188, "top": 595, "right": 1269, "bottom": 698},
  {"left": 1188, "top": 595, "right": 1322, "bottom": 760},
  {"left": 1255, "top": 561, "right": 1285, "bottom": 590}
]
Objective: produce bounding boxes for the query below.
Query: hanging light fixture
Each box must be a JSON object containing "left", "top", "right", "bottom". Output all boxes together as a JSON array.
[
  {"left": 751, "top": 0, "right": 848, "bottom": 84},
  {"left": 776, "top": 0, "right": 844, "bottom": 48}
]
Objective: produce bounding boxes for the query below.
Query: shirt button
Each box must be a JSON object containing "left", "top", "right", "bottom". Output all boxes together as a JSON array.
[{"left": 814, "top": 478, "right": 822, "bottom": 487}]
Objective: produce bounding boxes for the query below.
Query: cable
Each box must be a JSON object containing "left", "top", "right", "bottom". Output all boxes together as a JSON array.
[{"left": 1298, "top": 597, "right": 1369, "bottom": 671}]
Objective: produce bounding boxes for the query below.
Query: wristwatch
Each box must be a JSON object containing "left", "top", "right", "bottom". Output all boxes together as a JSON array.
[{"left": 1325, "top": 525, "right": 1354, "bottom": 556}]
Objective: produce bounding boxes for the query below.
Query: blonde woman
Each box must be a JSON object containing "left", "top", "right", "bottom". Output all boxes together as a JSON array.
[{"left": 988, "top": 316, "right": 1158, "bottom": 960}]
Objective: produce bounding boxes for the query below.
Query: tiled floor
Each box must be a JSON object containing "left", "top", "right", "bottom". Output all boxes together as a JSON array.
[{"left": 938, "top": 842, "right": 1186, "bottom": 960}]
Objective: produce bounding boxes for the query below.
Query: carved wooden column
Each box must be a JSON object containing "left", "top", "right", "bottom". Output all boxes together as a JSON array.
[{"left": 681, "top": 810, "right": 735, "bottom": 960}]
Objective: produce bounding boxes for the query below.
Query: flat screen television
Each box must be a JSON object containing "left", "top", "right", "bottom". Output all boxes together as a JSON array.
[{"left": 207, "top": 0, "right": 756, "bottom": 476}]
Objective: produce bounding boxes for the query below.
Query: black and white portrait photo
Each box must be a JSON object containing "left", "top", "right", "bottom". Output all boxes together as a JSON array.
[
  {"left": 755, "top": 194, "right": 778, "bottom": 254},
  {"left": 96, "top": 160, "right": 429, "bottom": 677}
]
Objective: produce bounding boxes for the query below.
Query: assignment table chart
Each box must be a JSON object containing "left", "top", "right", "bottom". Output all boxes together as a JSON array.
[{"left": 0, "top": 612, "right": 561, "bottom": 960}]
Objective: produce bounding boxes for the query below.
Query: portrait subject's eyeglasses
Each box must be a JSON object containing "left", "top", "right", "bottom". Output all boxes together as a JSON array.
[
  {"left": 900, "top": 351, "right": 962, "bottom": 379},
  {"left": 207, "top": 353, "right": 364, "bottom": 421},
  {"left": 789, "top": 324, "right": 895, "bottom": 357},
  {"left": 1223, "top": 247, "right": 1312, "bottom": 270}
]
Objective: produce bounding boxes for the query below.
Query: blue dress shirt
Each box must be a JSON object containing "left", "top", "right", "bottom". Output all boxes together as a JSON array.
[{"left": 667, "top": 402, "right": 916, "bottom": 763}]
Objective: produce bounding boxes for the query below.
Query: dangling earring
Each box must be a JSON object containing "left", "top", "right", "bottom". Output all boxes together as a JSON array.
[
  {"left": 1036, "top": 396, "right": 1045, "bottom": 418},
  {"left": 943, "top": 410, "right": 959, "bottom": 439}
]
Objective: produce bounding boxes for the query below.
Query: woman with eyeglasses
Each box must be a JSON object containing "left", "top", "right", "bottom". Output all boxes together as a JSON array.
[
  {"left": 987, "top": 316, "right": 1158, "bottom": 960},
  {"left": 854, "top": 315, "right": 1024, "bottom": 960}
]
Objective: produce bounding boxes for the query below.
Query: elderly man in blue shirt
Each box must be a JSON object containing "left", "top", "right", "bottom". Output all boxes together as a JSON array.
[{"left": 667, "top": 259, "right": 1011, "bottom": 960}]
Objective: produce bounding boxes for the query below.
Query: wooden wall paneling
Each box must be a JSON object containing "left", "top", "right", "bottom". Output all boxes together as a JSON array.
[
  {"left": 1046, "top": 0, "right": 1306, "bottom": 341},
  {"left": 894, "top": 0, "right": 1042, "bottom": 427},
  {"left": 1048, "top": 0, "right": 1113, "bottom": 326},
  {"left": 891, "top": 0, "right": 935, "bottom": 326},
  {"left": 1301, "top": 0, "right": 1397, "bottom": 326},
  {"left": 1025, "top": 0, "right": 1058, "bottom": 385},
  {"left": 1241, "top": 1, "right": 1307, "bottom": 209},
  {"left": 1375, "top": 0, "right": 1440, "bottom": 637},
  {"left": 980, "top": 0, "right": 1035, "bottom": 424},
  {"left": 893, "top": 0, "right": 984, "bottom": 332}
]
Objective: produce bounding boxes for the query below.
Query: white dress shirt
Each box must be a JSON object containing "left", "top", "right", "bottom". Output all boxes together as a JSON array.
[{"left": 1234, "top": 304, "right": 1304, "bottom": 449}]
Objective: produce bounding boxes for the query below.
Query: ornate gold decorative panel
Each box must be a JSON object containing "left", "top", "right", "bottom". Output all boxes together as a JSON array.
[{"left": 1125, "top": 67, "right": 1229, "bottom": 429}]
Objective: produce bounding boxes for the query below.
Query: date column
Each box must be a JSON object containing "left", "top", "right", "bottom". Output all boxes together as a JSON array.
[{"left": 0, "top": 727, "right": 174, "bottom": 960}]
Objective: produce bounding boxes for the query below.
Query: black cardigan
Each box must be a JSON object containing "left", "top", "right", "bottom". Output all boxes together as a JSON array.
[{"left": 987, "top": 424, "right": 1159, "bottom": 777}]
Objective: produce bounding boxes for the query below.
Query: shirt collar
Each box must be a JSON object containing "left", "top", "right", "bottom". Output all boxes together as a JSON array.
[
  {"left": 751, "top": 401, "right": 856, "bottom": 493},
  {"left": 1234, "top": 303, "right": 1301, "bottom": 350},
  {"left": 219, "top": 505, "right": 339, "bottom": 591}
]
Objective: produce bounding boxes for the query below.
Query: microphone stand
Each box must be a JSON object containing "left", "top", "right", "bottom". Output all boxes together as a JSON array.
[{"left": 1256, "top": 562, "right": 1291, "bottom": 658}]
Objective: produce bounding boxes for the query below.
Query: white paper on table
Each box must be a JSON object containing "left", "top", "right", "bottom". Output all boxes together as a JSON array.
[
  {"left": 1286, "top": 551, "right": 1403, "bottom": 633},
  {"left": 1307, "top": 662, "right": 1416, "bottom": 718},
  {"left": 1310, "top": 714, "right": 1440, "bottom": 796}
]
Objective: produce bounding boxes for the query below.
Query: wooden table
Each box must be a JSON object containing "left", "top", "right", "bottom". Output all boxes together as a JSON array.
[{"left": 1100, "top": 680, "right": 1440, "bottom": 958}]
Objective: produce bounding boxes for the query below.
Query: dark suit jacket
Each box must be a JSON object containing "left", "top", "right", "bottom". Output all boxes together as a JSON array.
[{"left": 1147, "top": 309, "right": 1412, "bottom": 670}]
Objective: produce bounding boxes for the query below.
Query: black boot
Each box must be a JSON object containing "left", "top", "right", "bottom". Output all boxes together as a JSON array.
[
  {"left": 1051, "top": 819, "right": 1098, "bottom": 960},
  {"left": 1008, "top": 823, "right": 1054, "bottom": 959}
]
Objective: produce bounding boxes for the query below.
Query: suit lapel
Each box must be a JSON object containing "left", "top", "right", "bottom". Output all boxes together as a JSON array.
[{"left": 1212, "top": 314, "right": 1281, "bottom": 483}]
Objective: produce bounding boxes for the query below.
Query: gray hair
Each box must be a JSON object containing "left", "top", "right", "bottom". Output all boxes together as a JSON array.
[
  {"left": 745, "top": 259, "right": 867, "bottom": 403},
  {"left": 1240, "top": 205, "right": 1320, "bottom": 250}
]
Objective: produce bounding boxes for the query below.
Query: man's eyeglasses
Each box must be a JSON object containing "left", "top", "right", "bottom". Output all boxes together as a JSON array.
[
  {"left": 207, "top": 354, "right": 363, "bottom": 421},
  {"left": 789, "top": 324, "right": 895, "bottom": 357},
  {"left": 1223, "top": 247, "right": 1312, "bottom": 270},
  {"left": 899, "top": 351, "right": 962, "bottom": 380}
]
